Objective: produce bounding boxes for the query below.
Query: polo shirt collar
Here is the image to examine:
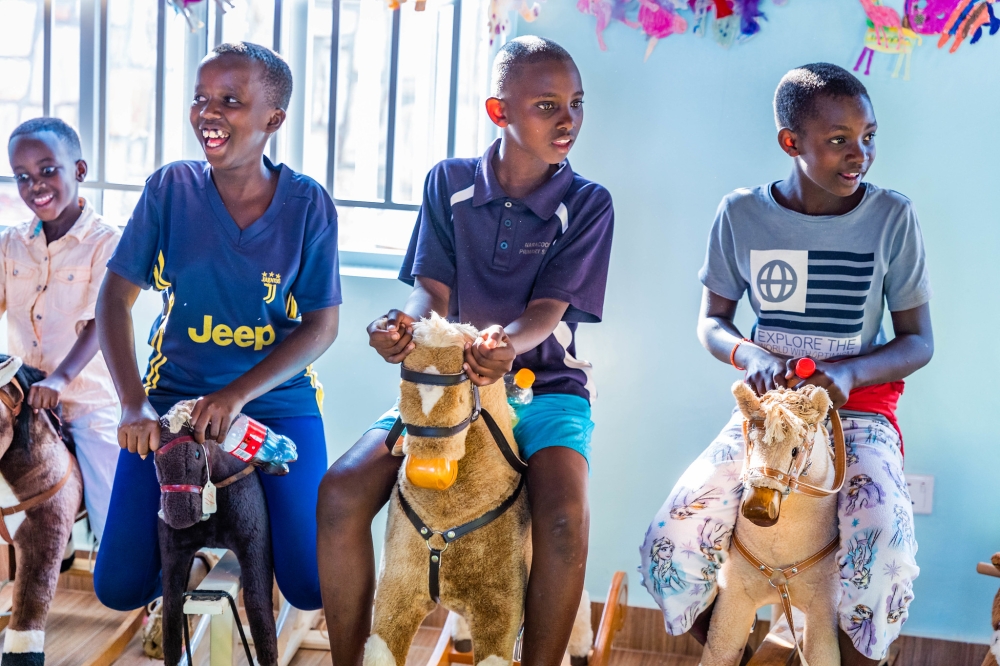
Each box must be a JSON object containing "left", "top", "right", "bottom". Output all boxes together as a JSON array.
[{"left": 472, "top": 139, "right": 574, "bottom": 221}]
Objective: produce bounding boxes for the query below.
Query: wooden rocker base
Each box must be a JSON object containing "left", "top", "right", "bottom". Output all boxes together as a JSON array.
[{"left": 428, "top": 571, "right": 629, "bottom": 666}]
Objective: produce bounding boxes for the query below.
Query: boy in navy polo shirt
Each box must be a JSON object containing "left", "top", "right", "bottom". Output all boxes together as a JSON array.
[
  {"left": 317, "top": 36, "right": 613, "bottom": 666},
  {"left": 93, "top": 42, "right": 341, "bottom": 612}
]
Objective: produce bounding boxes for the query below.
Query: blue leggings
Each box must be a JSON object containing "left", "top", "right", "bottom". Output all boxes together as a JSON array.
[{"left": 94, "top": 415, "right": 327, "bottom": 611}]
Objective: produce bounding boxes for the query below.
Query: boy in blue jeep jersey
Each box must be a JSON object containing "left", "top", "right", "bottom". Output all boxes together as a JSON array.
[
  {"left": 94, "top": 42, "right": 341, "bottom": 612},
  {"left": 317, "top": 37, "right": 614, "bottom": 666}
]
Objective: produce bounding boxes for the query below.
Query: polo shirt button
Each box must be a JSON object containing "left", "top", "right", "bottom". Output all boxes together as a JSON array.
[
  {"left": 32, "top": 341, "right": 37, "bottom": 347},
  {"left": 36, "top": 286, "right": 41, "bottom": 292},
  {"left": 500, "top": 241, "right": 509, "bottom": 250},
  {"left": 504, "top": 220, "right": 512, "bottom": 227},
  {"left": 504, "top": 202, "right": 512, "bottom": 208},
  {"left": 36, "top": 314, "right": 42, "bottom": 320}
]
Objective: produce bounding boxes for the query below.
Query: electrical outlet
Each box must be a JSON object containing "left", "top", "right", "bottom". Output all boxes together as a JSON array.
[{"left": 906, "top": 474, "right": 934, "bottom": 515}]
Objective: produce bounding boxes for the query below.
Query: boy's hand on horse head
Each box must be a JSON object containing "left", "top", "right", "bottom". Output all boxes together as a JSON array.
[
  {"left": 464, "top": 326, "right": 515, "bottom": 386},
  {"left": 742, "top": 345, "right": 790, "bottom": 396},
  {"left": 786, "top": 360, "right": 852, "bottom": 409},
  {"left": 190, "top": 389, "right": 246, "bottom": 444},
  {"left": 27, "top": 374, "right": 67, "bottom": 410},
  {"left": 118, "top": 402, "right": 162, "bottom": 456},
  {"left": 368, "top": 309, "right": 415, "bottom": 363}
]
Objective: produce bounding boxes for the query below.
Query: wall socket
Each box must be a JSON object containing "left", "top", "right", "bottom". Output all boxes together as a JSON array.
[{"left": 906, "top": 474, "right": 934, "bottom": 515}]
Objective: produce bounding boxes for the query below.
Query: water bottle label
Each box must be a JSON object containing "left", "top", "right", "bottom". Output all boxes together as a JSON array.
[{"left": 231, "top": 419, "right": 267, "bottom": 463}]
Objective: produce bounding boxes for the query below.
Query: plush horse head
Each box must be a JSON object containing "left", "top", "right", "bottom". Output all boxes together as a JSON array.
[
  {"left": 396, "top": 314, "right": 480, "bottom": 490},
  {"left": 732, "top": 381, "right": 832, "bottom": 527},
  {"left": 154, "top": 428, "right": 213, "bottom": 530}
]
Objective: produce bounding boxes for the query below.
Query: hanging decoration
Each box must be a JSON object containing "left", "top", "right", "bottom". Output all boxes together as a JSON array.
[
  {"left": 852, "top": 0, "right": 999, "bottom": 80},
  {"left": 576, "top": 0, "right": 788, "bottom": 57},
  {"left": 168, "top": 0, "right": 235, "bottom": 32},
  {"left": 386, "top": 0, "right": 542, "bottom": 47}
]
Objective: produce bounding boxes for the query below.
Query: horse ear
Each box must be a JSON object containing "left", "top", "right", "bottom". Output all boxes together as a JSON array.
[
  {"left": 805, "top": 385, "right": 832, "bottom": 420},
  {"left": 0, "top": 357, "right": 23, "bottom": 387},
  {"left": 732, "top": 381, "right": 761, "bottom": 419}
]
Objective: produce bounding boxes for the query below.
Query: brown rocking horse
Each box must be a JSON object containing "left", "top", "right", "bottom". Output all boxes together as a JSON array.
[{"left": 0, "top": 355, "right": 82, "bottom": 666}]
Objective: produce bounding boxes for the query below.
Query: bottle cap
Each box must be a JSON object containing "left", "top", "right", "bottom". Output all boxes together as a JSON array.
[
  {"left": 794, "top": 357, "right": 816, "bottom": 379},
  {"left": 514, "top": 368, "right": 535, "bottom": 389}
]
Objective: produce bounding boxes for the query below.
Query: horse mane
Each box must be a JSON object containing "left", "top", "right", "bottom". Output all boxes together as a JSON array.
[
  {"left": 411, "top": 313, "right": 478, "bottom": 348},
  {"left": 757, "top": 389, "right": 826, "bottom": 447},
  {"left": 0, "top": 353, "right": 72, "bottom": 455}
]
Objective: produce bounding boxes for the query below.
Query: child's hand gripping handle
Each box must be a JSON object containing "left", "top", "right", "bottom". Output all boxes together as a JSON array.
[{"left": 788, "top": 357, "right": 816, "bottom": 387}]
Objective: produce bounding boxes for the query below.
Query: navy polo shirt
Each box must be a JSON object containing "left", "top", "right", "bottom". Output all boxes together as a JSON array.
[
  {"left": 400, "top": 139, "right": 614, "bottom": 402},
  {"left": 107, "top": 159, "right": 341, "bottom": 419}
]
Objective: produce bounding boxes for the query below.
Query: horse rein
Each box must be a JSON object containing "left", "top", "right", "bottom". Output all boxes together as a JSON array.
[
  {"left": 0, "top": 377, "right": 76, "bottom": 544},
  {"left": 385, "top": 364, "right": 528, "bottom": 602},
  {"left": 732, "top": 408, "right": 847, "bottom": 660}
]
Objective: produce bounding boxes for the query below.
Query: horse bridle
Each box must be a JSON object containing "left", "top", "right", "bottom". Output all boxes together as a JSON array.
[
  {"left": 156, "top": 437, "right": 255, "bottom": 510},
  {"left": 0, "top": 377, "right": 76, "bottom": 544},
  {"left": 731, "top": 408, "right": 847, "bottom": 660},
  {"left": 385, "top": 364, "right": 528, "bottom": 602}
]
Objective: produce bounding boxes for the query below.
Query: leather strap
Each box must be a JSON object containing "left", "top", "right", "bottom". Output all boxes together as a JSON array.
[
  {"left": 400, "top": 367, "right": 469, "bottom": 386},
  {"left": 215, "top": 465, "right": 255, "bottom": 489},
  {"left": 0, "top": 456, "right": 75, "bottom": 543},
  {"left": 742, "top": 409, "right": 846, "bottom": 498},
  {"left": 731, "top": 530, "right": 839, "bottom": 661},
  {"left": 396, "top": 476, "right": 525, "bottom": 602},
  {"left": 0, "top": 378, "right": 24, "bottom": 419},
  {"left": 479, "top": 408, "right": 528, "bottom": 475},
  {"left": 161, "top": 484, "right": 202, "bottom": 493},
  {"left": 383, "top": 416, "right": 406, "bottom": 453}
]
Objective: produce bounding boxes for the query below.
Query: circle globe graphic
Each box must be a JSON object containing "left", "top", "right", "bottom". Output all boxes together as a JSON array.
[{"left": 756, "top": 260, "right": 798, "bottom": 303}]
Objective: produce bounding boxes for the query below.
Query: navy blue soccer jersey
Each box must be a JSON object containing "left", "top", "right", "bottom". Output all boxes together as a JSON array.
[
  {"left": 107, "top": 159, "right": 341, "bottom": 419},
  {"left": 399, "top": 139, "right": 615, "bottom": 402}
]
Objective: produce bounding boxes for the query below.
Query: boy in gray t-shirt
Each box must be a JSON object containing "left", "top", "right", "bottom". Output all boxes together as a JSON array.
[{"left": 641, "top": 64, "right": 933, "bottom": 666}]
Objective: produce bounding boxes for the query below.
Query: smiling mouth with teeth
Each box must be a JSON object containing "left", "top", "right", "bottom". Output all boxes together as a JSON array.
[
  {"left": 202, "top": 129, "right": 231, "bottom": 149},
  {"left": 33, "top": 193, "right": 55, "bottom": 207}
]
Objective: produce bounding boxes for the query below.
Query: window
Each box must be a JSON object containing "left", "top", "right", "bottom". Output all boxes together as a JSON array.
[{"left": 0, "top": 0, "right": 497, "bottom": 262}]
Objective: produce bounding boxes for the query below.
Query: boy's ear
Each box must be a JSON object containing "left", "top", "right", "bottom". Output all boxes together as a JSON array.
[
  {"left": 485, "top": 97, "right": 508, "bottom": 129},
  {"left": 265, "top": 109, "right": 287, "bottom": 135},
  {"left": 75, "top": 159, "right": 88, "bottom": 183},
  {"left": 777, "top": 128, "right": 800, "bottom": 157}
]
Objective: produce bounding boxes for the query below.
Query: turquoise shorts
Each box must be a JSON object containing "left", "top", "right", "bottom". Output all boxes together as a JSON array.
[{"left": 367, "top": 393, "right": 594, "bottom": 465}]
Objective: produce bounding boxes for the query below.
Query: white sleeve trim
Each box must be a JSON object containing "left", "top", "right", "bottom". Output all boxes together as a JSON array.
[
  {"left": 555, "top": 203, "right": 569, "bottom": 233},
  {"left": 553, "top": 322, "right": 596, "bottom": 400}
]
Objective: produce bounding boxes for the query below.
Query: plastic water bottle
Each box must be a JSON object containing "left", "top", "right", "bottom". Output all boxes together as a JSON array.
[
  {"left": 219, "top": 414, "right": 298, "bottom": 475},
  {"left": 505, "top": 368, "right": 535, "bottom": 427}
]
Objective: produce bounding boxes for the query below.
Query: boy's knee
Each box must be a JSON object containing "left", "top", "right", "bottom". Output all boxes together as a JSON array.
[
  {"left": 316, "top": 462, "right": 378, "bottom": 528},
  {"left": 94, "top": 570, "right": 149, "bottom": 612},
  {"left": 533, "top": 498, "right": 589, "bottom": 556}
]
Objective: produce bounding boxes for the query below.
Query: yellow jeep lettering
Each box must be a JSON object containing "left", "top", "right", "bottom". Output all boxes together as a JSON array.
[
  {"left": 233, "top": 326, "right": 254, "bottom": 347},
  {"left": 255, "top": 325, "right": 275, "bottom": 351},
  {"left": 212, "top": 324, "right": 233, "bottom": 346},
  {"left": 189, "top": 315, "right": 212, "bottom": 343}
]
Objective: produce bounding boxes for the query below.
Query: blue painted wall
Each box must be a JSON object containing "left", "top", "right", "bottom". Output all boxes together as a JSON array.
[{"left": 508, "top": 0, "right": 1000, "bottom": 645}]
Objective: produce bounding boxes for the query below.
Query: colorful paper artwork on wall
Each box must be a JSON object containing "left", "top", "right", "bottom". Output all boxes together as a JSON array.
[
  {"left": 168, "top": 0, "right": 235, "bottom": 32},
  {"left": 576, "top": 0, "right": 789, "bottom": 60},
  {"left": 854, "top": 0, "right": 999, "bottom": 80}
]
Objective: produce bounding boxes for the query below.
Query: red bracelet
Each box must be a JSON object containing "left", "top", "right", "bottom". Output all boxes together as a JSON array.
[{"left": 730, "top": 338, "right": 751, "bottom": 371}]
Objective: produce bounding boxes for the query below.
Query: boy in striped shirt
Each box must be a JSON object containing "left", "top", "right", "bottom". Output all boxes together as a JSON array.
[{"left": 640, "top": 64, "right": 933, "bottom": 666}]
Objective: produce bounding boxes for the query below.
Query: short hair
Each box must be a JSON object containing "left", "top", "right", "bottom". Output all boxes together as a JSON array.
[
  {"left": 774, "top": 63, "right": 871, "bottom": 133},
  {"left": 491, "top": 36, "right": 575, "bottom": 97},
  {"left": 211, "top": 41, "right": 293, "bottom": 110},
  {"left": 8, "top": 117, "right": 82, "bottom": 160}
]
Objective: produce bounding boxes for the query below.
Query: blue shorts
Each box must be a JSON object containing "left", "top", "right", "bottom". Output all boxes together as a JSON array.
[{"left": 368, "top": 393, "right": 594, "bottom": 465}]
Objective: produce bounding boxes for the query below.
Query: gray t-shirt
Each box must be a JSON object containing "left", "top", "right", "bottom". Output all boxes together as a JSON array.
[{"left": 699, "top": 183, "right": 932, "bottom": 360}]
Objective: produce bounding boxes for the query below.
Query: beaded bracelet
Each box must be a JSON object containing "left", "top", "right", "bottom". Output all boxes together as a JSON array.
[{"left": 730, "top": 337, "right": 751, "bottom": 371}]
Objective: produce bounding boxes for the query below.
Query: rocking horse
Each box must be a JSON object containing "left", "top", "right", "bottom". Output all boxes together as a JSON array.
[
  {"left": 153, "top": 402, "right": 278, "bottom": 666},
  {"left": 703, "top": 371, "right": 846, "bottom": 666},
  {"left": 0, "top": 355, "right": 82, "bottom": 666},
  {"left": 364, "top": 313, "right": 592, "bottom": 666}
]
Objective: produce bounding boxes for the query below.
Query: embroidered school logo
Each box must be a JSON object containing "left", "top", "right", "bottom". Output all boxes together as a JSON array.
[
  {"left": 756, "top": 260, "right": 797, "bottom": 303},
  {"left": 261, "top": 272, "right": 281, "bottom": 304}
]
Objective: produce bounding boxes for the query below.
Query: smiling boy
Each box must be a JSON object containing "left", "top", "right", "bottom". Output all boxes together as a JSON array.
[
  {"left": 94, "top": 42, "right": 341, "bottom": 612},
  {"left": 317, "top": 36, "right": 614, "bottom": 666},
  {"left": 3, "top": 118, "right": 121, "bottom": 545},
  {"left": 640, "top": 64, "right": 932, "bottom": 665}
]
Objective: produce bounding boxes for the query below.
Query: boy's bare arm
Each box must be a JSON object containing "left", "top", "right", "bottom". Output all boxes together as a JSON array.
[
  {"left": 97, "top": 271, "right": 161, "bottom": 454},
  {"left": 27, "top": 319, "right": 101, "bottom": 410},
  {"left": 190, "top": 305, "right": 339, "bottom": 443}
]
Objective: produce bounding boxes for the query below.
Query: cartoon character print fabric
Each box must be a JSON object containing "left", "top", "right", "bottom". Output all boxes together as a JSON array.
[{"left": 639, "top": 411, "right": 918, "bottom": 661}]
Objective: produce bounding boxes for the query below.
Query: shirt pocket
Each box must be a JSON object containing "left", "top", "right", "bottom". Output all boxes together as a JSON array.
[
  {"left": 5, "top": 260, "right": 39, "bottom": 308},
  {"left": 50, "top": 265, "right": 92, "bottom": 315}
]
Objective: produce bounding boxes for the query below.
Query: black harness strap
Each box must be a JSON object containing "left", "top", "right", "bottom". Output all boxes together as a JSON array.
[
  {"left": 479, "top": 408, "right": 528, "bottom": 475},
  {"left": 396, "top": 476, "right": 526, "bottom": 602}
]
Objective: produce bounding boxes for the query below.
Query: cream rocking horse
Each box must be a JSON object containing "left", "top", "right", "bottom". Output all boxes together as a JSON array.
[{"left": 703, "top": 366, "right": 846, "bottom": 666}]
